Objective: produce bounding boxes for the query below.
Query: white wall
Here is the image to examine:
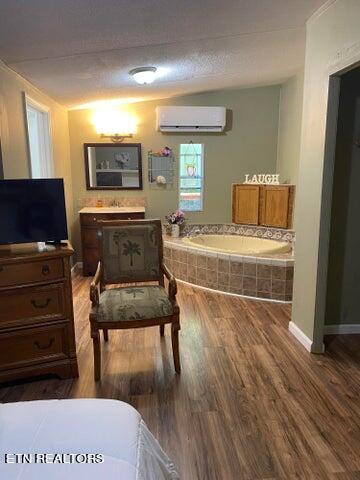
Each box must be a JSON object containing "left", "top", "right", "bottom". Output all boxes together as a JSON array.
[
  {"left": 291, "top": 0, "right": 360, "bottom": 349},
  {"left": 0, "top": 61, "right": 74, "bottom": 240}
]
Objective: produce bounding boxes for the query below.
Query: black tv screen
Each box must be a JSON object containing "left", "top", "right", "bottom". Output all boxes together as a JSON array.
[{"left": 0, "top": 179, "right": 68, "bottom": 245}]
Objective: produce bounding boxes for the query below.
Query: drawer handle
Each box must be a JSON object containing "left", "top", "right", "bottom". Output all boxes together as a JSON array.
[
  {"left": 42, "top": 264, "right": 50, "bottom": 275},
  {"left": 31, "top": 298, "right": 51, "bottom": 309},
  {"left": 34, "top": 337, "right": 55, "bottom": 350}
]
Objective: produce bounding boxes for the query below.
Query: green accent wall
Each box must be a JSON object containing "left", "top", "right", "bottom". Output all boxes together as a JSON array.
[
  {"left": 277, "top": 70, "right": 304, "bottom": 187},
  {"left": 68, "top": 86, "right": 280, "bottom": 259}
]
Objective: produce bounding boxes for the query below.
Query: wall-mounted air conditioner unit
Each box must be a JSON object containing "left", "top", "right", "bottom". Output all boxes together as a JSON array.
[{"left": 156, "top": 106, "right": 226, "bottom": 132}]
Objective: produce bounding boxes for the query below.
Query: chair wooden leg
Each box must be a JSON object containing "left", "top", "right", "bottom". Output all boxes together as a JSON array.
[
  {"left": 160, "top": 324, "right": 165, "bottom": 337},
  {"left": 103, "top": 329, "right": 109, "bottom": 342},
  {"left": 171, "top": 323, "right": 181, "bottom": 373},
  {"left": 92, "top": 330, "right": 101, "bottom": 381}
]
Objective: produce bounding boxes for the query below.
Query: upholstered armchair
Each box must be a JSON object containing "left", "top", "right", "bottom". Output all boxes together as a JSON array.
[{"left": 89, "top": 219, "right": 180, "bottom": 381}]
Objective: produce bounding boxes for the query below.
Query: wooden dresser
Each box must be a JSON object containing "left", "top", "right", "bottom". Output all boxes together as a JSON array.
[
  {"left": 0, "top": 243, "right": 78, "bottom": 383},
  {"left": 80, "top": 207, "right": 145, "bottom": 275}
]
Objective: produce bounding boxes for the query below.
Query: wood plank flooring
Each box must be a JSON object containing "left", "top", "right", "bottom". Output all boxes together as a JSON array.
[{"left": 0, "top": 273, "right": 359, "bottom": 479}]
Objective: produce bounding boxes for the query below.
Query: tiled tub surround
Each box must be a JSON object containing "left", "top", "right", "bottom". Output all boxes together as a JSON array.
[
  {"left": 182, "top": 223, "right": 295, "bottom": 243},
  {"left": 164, "top": 237, "right": 294, "bottom": 302}
]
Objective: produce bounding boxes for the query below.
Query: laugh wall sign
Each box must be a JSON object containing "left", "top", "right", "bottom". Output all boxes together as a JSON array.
[{"left": 244, "top": 174, "right": 280, "bottom": 185}]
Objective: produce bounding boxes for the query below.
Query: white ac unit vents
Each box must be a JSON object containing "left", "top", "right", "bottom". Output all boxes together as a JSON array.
[{"left": 156, "top": 106, "right": 226, "bottom": 132}]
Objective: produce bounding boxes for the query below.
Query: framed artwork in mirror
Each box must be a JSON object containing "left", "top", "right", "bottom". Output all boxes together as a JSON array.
[{"left": 84, "top": 143, "right": 143, "bottom": 190}]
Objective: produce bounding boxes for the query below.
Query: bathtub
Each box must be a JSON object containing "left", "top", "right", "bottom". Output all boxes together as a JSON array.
[{"left": 183, "top": 234, "right": 291, "bottom": 255}]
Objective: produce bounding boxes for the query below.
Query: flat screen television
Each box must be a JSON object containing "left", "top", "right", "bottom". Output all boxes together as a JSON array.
[{"left": 0, "top": 178, "right": 68, "bottom": 245}]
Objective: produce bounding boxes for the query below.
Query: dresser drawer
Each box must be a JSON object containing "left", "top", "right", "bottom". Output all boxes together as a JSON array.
[
  {"left": 0, "top": 258, "right": 63, "bottom": 288},
  {"left": 0, "top": 283, "right": 66, "bottom": 328},
  {"left": 80, "top": 212, "right": 144, "bottom": 226},
  {"left": 0, "top": 323, "right": 70, "bottom": 371}
]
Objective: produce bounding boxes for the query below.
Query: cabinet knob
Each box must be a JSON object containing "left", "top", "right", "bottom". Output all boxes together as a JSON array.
[{"left": 93, "top": 217, "right": 97, "bottom": 222}]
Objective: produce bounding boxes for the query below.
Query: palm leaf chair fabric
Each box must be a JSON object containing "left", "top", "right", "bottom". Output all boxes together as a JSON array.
[
  {"left": 89, "top": 219, "right": 181, "bottom": 380},
  {"left": 102, "top": 223, "right": 160, "bottom": 282}
]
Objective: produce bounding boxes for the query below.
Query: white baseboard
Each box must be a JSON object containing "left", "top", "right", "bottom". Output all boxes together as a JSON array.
[
  {"left": 288, "top": 321, "right": 313, "bottom": 352},
  {"left": 288, "top": 321, "right": 325, "bottom": 353},
  {"left": 324, "top": 324, "right": 360, "bottom": 335}
]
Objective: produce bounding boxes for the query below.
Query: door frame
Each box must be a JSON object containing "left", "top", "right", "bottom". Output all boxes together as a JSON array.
[
  {"left": 23, "top": 93, "right": 54, "bottom": 178},
  {"left": 313, "top": 56, "right": 360, "bottom": 350}
]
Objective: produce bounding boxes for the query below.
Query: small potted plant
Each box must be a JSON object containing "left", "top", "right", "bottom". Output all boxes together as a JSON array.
[{"left": 165, "top": 209, "right": 185, "bottom": 237}]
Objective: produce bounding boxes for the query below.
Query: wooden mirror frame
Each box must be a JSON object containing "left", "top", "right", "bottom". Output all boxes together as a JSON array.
[{"left": 84, "top": 143, "right": 143, "bottom": 191}]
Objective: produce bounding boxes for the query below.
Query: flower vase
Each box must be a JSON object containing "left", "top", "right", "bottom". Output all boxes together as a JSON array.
[{"left": 171, "top": 224, "right": 180, "bottom": 238}]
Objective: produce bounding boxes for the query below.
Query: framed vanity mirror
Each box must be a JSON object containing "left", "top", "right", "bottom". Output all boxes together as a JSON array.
[{"left": 84, "top": 143, "right": 143, "bottom": 190}]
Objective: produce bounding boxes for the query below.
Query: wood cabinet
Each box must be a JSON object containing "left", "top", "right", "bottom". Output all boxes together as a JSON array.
[
  {"left": 0, "top": 243, "right": 78, "bottom": 383},
  {"left": 232, "top": 185, "right": 261, "bottom": 225},
  {"left": 232, "top": 184, "right": 295, "bottom": 229},
  {"left": 80, "top": 208, "right": 145, "bottom": 275}
]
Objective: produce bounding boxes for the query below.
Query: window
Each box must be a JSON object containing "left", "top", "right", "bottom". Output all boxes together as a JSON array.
[
  {"left": 179, "top": 143, "right": 204, "bottom": 211},
  {"left": 24, "top": 94, "right": 53, "bottom": 178}
]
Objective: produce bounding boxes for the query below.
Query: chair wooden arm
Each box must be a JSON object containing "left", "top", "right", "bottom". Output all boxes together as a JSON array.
[
  {"left": 162, "top": 262, "right": 177, "bottom": 305},
  {"left": 90, "top": 261, "right": 103, "bottom": 307}
]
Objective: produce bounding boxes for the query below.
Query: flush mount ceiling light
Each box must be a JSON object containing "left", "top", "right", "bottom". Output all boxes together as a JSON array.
[{"left": 130, "top": 66, "right": 157, "bottom": 85}]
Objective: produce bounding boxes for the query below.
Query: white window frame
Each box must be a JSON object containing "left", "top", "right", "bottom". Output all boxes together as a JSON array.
[
  {"left": 178, "top": 143, "right": 204, "bottom": 212},
  {"left": 24, "top": 93, "right": 54, "bottom": 178}
]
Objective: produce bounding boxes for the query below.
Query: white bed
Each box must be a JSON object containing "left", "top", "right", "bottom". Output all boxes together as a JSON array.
[{"left": 0, "top": 398, "right": 179, "bottom": 480}]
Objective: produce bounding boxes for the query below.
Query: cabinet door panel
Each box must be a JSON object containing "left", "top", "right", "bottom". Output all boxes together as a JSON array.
[
  {"left": 232, "top": 185, "right": 260, "bottom": 225},
  {"left": 82, "top": 227, "right": 99, "bottom": 248},
  {"left": 261, "top": 186, "right": 289, "bottom": 228},
  {"left": 82, "top": 248, "right": 100, "bottom": 276}
]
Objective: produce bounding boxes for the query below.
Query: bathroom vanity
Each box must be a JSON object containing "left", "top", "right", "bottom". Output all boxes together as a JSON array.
[{"left": 79, "top": 207, "right": 145, "bottom": 275}]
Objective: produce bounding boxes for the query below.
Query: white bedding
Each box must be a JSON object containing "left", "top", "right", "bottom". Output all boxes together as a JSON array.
[{"left": 0, "top": 399, "right": 179, "bottom": 480}]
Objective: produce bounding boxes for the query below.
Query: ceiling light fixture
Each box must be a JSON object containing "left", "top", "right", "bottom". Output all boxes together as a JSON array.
[{"left": 130, "top": 67, "right": 157, "bottom": 85}]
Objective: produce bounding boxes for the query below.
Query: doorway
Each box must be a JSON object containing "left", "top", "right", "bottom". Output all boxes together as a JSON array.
[
  {"left": 24, "top": 94, "right": 53, "bottom": 178},
  {"left": 323, "top": 67, "right": 360, "bottom": 336}
]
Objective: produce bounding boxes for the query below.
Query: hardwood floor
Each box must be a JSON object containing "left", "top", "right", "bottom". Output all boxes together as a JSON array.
[{"left": 1, "top": 272, "right": 360, "bottom": 479}]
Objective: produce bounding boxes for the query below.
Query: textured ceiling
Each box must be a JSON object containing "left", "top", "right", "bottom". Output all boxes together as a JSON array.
[{"left": 0, "top": 0, "right": 326, "bottom": 108}]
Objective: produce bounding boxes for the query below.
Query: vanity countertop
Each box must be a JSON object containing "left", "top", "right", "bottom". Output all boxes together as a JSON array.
[{"left": 79, "top": 206, "right": 145, "bottom": 214}]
